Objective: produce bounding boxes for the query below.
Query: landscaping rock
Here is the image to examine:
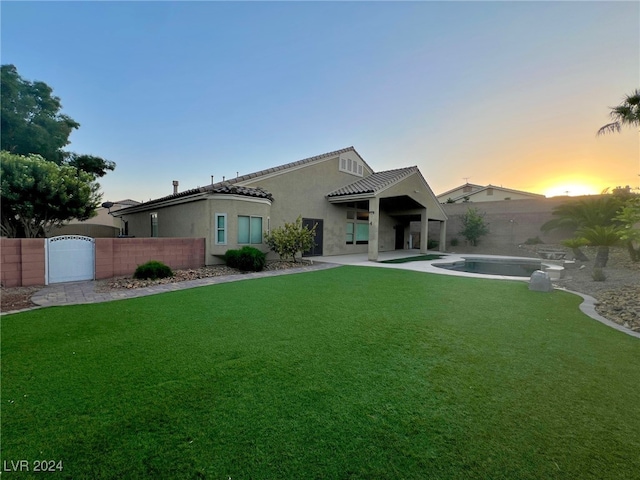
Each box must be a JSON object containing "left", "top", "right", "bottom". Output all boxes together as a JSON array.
[{"left": 529, "top": 270, "right": 553, "bottom": 292}]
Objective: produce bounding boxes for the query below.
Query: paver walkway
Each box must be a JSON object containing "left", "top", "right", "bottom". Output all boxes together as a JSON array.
[{"left": 31, "top": 262, "right": 340, "bottom": 308}]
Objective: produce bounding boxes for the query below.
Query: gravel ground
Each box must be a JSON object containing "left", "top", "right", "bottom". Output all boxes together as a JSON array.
[{"left": 2, "top": 250, "right": 638, "bottom": 333}]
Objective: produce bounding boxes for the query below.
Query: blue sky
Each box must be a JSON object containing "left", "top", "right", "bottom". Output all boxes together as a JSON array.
[{"left": 2, "top": 1, "right": 638, "bottom": 202}]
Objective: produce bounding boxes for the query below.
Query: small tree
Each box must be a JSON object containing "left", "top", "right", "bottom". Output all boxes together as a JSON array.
[
  {"left": 264, "top": 216, "right": 317, "bottom": 262},
  {"left": 615, "top": 197, "right": 640, "bottom": 262},
  {"left": 458, "top": 207, "right": 489, "bottom": 246}
]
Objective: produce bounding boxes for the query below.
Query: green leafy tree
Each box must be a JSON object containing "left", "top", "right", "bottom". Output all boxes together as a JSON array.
[
  {"left": 1, "top": 64, "right": 114, "bottom": 176},
  {"left": 1, "top": 151, "right": 100, "bottom": 238},
  {"left": 615, "top": 197, "right": 640, "bottom": 262},
  {"left": 264, "top": 216, "right": 317, "bottom": 262},
  {"left": 458, "top": 207, "right": 489, "bottom": 246},
  {"left": 597, "top": 89, "right": 640, "bottom": 136}
]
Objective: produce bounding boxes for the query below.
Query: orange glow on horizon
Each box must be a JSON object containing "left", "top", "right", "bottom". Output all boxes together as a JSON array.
[
  {"left": 534, "top": 175, "right": 605, "bottom": 198},
  {"left": 543, "top": 184, "right": 600, "bottom": 198}
]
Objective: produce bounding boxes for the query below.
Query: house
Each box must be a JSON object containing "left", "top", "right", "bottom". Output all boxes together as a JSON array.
[
  {"left": 49, "top": 199, "right": 141, "bottom": 238},
  {"left": 114, "top": 147, "right": 448, "bottom": 264},
  {"left": 437, "top": 183, "right": 544, "bottom": 204}
]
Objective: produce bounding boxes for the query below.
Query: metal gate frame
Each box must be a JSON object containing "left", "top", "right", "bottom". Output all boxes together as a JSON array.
[{"left": 46, "top": 235, "right": 96, "bottom": 285}]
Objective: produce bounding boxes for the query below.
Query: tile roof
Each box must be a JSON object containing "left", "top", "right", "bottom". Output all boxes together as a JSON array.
[
  {"left": 227, "top": 146, "right": 365, "bottom": 185},
  {"left": 326, "top": 166, "right": 418, "bottom": 198},
  {"left": 207, "top": 183, "right": 273, "bottom": 200}
]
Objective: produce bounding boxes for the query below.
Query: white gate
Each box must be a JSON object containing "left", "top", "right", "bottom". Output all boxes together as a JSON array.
[{"left": 46, "top": 235, "right": 95, "bottom": 284}]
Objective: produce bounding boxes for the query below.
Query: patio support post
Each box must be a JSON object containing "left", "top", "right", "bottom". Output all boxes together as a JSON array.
[
  {"left": 439, "top": 220, "right": 447, "bottom": 252},
  {"left": 368, "top": 196, "right": 380, "bottom": 261},
  {"left": 420, "top": 208, "right": 429, "bottom": 253}
]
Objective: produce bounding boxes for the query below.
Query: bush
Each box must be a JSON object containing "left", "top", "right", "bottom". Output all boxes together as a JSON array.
[
  {"left": 427, "top": 239, "right": 439, "bottom": 250},
  {"left": 225, "top": 247, "right": 266, "bottom": 272},
  {"left": 524, "top": 236, "right": 544, "bottom": 245},
  {"left": 450, "top": 238, "right": 459, "bottom": 247},
  {"left": 133, "top": 260, "right": 173, "bottom": 280},
  {"left": 224, "top": 249, "right": 241, "bottom": 268},
  {"left": 264, "top": 215, "right": 316, "bottom": 262},
  {"left": 458, "top": 208, "right": 489, "bottom": 246}
]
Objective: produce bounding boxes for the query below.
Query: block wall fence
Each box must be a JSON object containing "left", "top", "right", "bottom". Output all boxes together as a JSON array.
[{"left": 1, "top": 237, "right": 205, "bottom": 288}]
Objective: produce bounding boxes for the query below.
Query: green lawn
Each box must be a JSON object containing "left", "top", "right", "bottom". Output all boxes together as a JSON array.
[{"left": 2, "top": 266, "right": 639, "bottom": 479}]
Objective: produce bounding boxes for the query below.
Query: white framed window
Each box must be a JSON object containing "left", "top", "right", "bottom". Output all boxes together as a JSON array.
[
  {"left": 215, "top": 213, "right": 227, "bottom": 245},
  {"left": 150, "top": 213, "right": 158, "bottom": 237},
  {"left": 238, "top": 215, "right": 263, "bottom": 244}
]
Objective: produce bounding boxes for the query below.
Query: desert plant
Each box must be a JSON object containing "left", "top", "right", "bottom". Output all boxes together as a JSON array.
[
  {"left": 578, "top": 225, "right": 622, "bottom": 268},
  {"left": 561, "top": 238, "right": 590, "bottom": 262},
  {"left": 458, "top": 208, "right": 489, "bottom": 246},
  {"left": 264, "top": 216, "right": 316, "bottom": 262},
  {"left": 592, "top": 268, "right": 607, "bottom": 282},
  {"left": 133, "top": 260, "right": 173, "bottom": 280}
]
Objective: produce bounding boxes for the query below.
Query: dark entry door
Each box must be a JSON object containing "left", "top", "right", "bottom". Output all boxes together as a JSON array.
[
  {"left": 395, "top": 224, "right": 404, "bottom": 250},
  {"left": 302, "top": 218, "right": 323, "bottom": 256}
]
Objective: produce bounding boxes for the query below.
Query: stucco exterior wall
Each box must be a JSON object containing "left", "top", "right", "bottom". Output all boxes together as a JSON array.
[
  {"left": 428, "top": 197, "right": 578, "bottom": 248},
  {"left": 239, "top": 154, "right": 377, "bottom": 256}
]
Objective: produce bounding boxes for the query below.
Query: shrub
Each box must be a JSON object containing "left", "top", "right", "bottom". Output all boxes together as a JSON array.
[
  {"left": 133, "top": 260, "right": 173, "bottom": 280},
  {"left": 524, "top": 236, "right": 544, "bottom": 245},
  {"left": 458, "top": 208, "right": 489, "bottom": 246},
  {"left": 450, "top": 237, "right": 459, "bottom": 247},
  {"left": 224, "top": 249, "right": 241, "bottom": 268},
  {"left": 225, "top": 247, "right": 266, "bottom": 272},
  {"left": 427, "top": 239, "right": 439, "bottom": 250},
  {"left": 264, "top": 215, "right": 316, "bottom": 262}
]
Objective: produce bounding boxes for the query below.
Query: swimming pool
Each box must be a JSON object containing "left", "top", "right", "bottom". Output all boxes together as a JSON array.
[{"left": 433, "top": 258, "right": 542, "bottom": 277}]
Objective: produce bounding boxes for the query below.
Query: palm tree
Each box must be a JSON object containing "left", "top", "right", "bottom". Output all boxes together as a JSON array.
[
  {"left": 597, "top": 89, "right": 640, "bottom": 136},
  {"left": 541, "top": 196, "right": 624, "bottom": 233},
  {"left": 577, "top": 225, "right": 622, "bottom": 267}
]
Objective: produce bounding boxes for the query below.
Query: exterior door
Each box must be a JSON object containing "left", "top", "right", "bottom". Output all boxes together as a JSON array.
[
  {"left": 47, "top": 235, "right": 95, "bottom": 284},
  {"left": 302, "top": 218, "right": 323, "bottom": 256},
  {"left": 395, "top": 224, "right": 405, "bottom": 249}
]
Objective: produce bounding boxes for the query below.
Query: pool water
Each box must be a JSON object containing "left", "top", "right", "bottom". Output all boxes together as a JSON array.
[{"left": 434, "top": 259, "right": 542, "bottom": 277}]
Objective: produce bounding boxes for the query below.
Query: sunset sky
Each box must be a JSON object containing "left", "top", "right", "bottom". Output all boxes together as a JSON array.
[{"left": 1, "top": 1, "right": 638, "bottom": 203}]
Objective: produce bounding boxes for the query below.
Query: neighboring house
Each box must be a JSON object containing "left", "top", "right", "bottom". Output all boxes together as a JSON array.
[
  {"left": 114, "top": 147, "right": 448, "bottom": 264},
  {"left": 437, "top": 183, "right": 544, "bottom": 204},
  {"left": 49, "top": 199, "right": 141, "bottom": 238}
]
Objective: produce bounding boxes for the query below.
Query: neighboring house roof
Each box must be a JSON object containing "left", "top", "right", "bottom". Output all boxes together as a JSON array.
[
  {"left": 327, "top": 166, "right": 418, "bottom": 198},
  {"left": 114, "top": 199, "right": 141, "bottom": 207},
  {"left": 437, "top": 183, "right": 544, "bottom": 203},
  {"left": 436, "top": 183, "right": 485, "bottom": 199}
]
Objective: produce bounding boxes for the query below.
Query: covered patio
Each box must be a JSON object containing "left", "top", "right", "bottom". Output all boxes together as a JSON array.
[{"left": 326, "top": 166, "right": 448, "bottom": 261}]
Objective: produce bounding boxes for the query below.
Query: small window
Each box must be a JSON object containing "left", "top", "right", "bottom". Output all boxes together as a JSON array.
[
  {"left": 150, "top": 213, "right": 158, "bottom": 237},
  {"left": 215, "top": 213, "right": 227, "bottom": 245},
  {"left": 487, "top": 188, "right": 494, "bottom": 196},
  {"left": 238, "top": 215, "right": 263, "bottom": 244}
]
